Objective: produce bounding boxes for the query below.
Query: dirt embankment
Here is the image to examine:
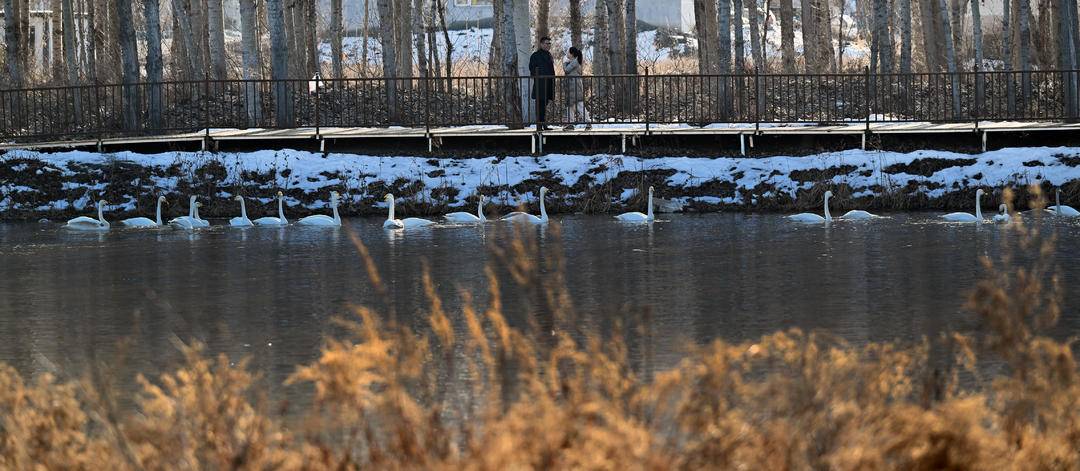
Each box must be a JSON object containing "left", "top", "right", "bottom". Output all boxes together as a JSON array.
[{"left": 2, "top": 150, "right": 1079, "bottom": 221}]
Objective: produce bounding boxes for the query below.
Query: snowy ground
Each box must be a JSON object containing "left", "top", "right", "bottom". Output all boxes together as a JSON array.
[{"left": 2, "top": 147, "right": 1077, "bottom": 220}]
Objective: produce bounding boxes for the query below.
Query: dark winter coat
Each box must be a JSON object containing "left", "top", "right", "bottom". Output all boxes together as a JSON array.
[{"left": 529, "top": 49, "right": 556, "bottom": 100}]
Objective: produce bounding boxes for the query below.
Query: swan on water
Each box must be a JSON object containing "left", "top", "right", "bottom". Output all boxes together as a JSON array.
[
  {"left": 229, "top": 196, "right": 254, "bottom": 227},
  {"left": 121, "top": 195, "right": 167, "bottom": 227},
  {"left": 169, "top": 196, "right": 203, "bottom": 229},
  {"left": 1048, "top": 189, "right": 1080, "bottom": 217},
  {"left": 993, "top": 204, "right": 1011, "bottom": 223},
  {"left": 65, "top": 200, "right": 110, "bottom": 231},
  {"left": 298, "top": 191, "right": 342, "bottom": 226},
  {"left": 383, "top": 194, "right": 434, "bottom": 229},
  {"left": 787, "top": 191, "right": 833, "bottom": 223},
  {"left": 615, "top": 186, "right": 655, "bottom": 222},
  {"left": 942, "top": 189, "right": 985, "bottom": 222},
  {"left": 445, "top": 195, "right": 487, "bottom": 223},
  {"left": 501, "top": 186, "right": 549, "bottom": 224},
  {"left": 254, "top": 192, "right": 289, "bottom": 226}
]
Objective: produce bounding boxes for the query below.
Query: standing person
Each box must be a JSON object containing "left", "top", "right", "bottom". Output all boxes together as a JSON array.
[
  {"left": 529, "top": 36, "right": 556, "bottom": 130},
  {"left": 562, "top": 47, "right": 591, "bottom": 131}
]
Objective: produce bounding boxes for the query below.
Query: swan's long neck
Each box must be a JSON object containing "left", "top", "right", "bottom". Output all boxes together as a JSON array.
[
  {"left": 646, "top": 191, "right": 654, "bottom": 219},
  {"left": 975, "top": 192, "right": 983, "bottom": 219},
  {"left": 240, "top": 198, "right": 248, "bottom": 219},
  {"left": 97, "top": 204, "right": 106, "bottom": 224},
  {"left": 155, "top": 199, "right": 163, "bottom": 225},
  {"left": 277, "top": 196, "right": 286, "bottom": 222},
  {"left": 188, "top": 197, "right": 197, "bottom": 218},
  {"left": 824, "top": 195, "right": 832, "bottom": 221},
  {"left": 478, "top": 198, "right": 486, "bottom": 221},
  {"left": 194, "top": 203, "right": 200, "bottom": 220},
  {"left": 1057, "top": 190, "right": 1062, "bottom": 214},
  {"left": 539, "top": 192, "right": 548, "bottom": 220},
  {"left": 332, "top": 199, "right": 340, "bottom": 223},
  {"left": 388, "top": 197, "right": 396, "bottom": 221}
]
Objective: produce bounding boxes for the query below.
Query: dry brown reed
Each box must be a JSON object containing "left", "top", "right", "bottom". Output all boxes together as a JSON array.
[{"left": 1, "top": 185, "right": 1078, "bottom": 470}]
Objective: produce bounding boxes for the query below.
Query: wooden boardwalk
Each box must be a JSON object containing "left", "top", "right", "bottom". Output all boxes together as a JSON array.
[{"left": 3, "top": 121, "right": 1079, "bottom": 154}]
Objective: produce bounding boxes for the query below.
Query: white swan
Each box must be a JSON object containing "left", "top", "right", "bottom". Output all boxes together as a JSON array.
[
  {"left": 254, "top": 192, "right": 288, "bottom": 226},
  {"left": 787, "top": 191, "right": 833, "bottom": 223},
  {"left": 501, "top": 186, "right": 549, "bottom": 224},
  {"left": 121, "top": 195, "right": 167, "bottom": 227},
  {"left": 383, "top": 193, "right": 434, "bottom": 229},
  {"left": 65, "top": 200, "right": 110, "bottom": 231},
  {"left": 169, "top": 195, "right": 210, "bottom": 228},
  {"left": 615, "top": 186, "right": 655, "bottom": 222},
  {"left": 1047, "top": 189, "right": 1080, "bottom": 217},
  {"left": 230, "top": 196, "right": 254, "bottom": 227},
  {"left": 942, "top": 189, "right": 985, "bottom": 222},
  {"left": 993, "top": 204, "right": 1011, "bottom": 223},
  {"left": 445, "top": 196, "right": 487, "bottom": 223},
  {"left": 298, "top": 191, "right": 342, "bottom": 226}
]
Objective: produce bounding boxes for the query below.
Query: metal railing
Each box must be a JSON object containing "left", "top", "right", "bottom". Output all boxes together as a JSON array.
[{"left": 1, "top": 69, "right": 1078, "bottom": 142}]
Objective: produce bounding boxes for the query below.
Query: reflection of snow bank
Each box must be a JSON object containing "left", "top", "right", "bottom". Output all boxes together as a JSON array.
[{"left": 2, "top": 147, "right": 1078, "bottom": 218}]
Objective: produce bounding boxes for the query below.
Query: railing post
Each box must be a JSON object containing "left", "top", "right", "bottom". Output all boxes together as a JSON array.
[
  {"left": 864, "top": 66, "right": 871, "bottom": 133},
  {"left": 204, "top": 73, "right": 211, "bottom": 142},
  {"left": 424, "top": 73, "right": 431, "bottom": 135},
  {"left": 644, "top": 67, "right": 650, "bottom": 135},
  {"left": 314, "top": 73, "right": 321, "bottom": 139}
]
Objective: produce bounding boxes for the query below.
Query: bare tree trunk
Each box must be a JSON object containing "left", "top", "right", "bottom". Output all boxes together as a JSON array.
[
  {"left": 362, "top": 0, "right": 371, "bottom": 76},
  {"left": 51, "top": 0, "right": 64, "bottom": 82},
  {"left": 872, "top": 0, "right": 893, "bottom": 73},
  {"left": 115, "top": 0, "right": 139, "bottom": 130},
  {"left": 93, "top": 0, "right": 113, "bottom": 81},
  {"left": 286, "top": 1, "right": 302, "bottom": 75},
  {"left": 918, "top": 0, "right": 939, "bottom": 70},
  {"left": 1036, "top": 0, "right": 1055, "bottom": 68},
  {"left": 1017, "top": 0, "right": 1032, "bottom": 104},
  {"left": 268, "top": 0, "right": 293, "bottom": 125},
  {"left": 436, "top": 0, "right": 452, "bottom": 86},
  {"left": 837, "top": 0, "right": 847, "bottom": 71},
  {"left": 899, "top": 0, "right": 912, "bottom": 73},
  {"left": 537, "top": 0, "right": 550, "bottom": 44},
  {"left": 801, "top": 0, "right": 816, "bottom": 71},
  {"left": 1003, "top": 0, "right": 1016, "bottom": 114},
  {"left": 747, "top": 0, "right": 763, "bottom": 69},
  {"left": 376, "top": 0, "right": 400, "bottom": 119},
  {"left": 329, "top": 0, "right": 344, "bottom": 79},
  {"left": 145, "top": 0, "right": 164, "bottom": 128},
  {"left": 949, "top": 0, "right": 964, "bottom": 56},
  {"left": 606, "top": 0, "right": 626, "bottom": 76},
  {"left": 971, "top": 0, "right": 983, "bottom": 107},
  {"left": 240, "top": 0, "right": 262, "bottom": 124},
  {"left": 496, "top": 0, "right": 521, "bottom": 127},
  {"left": 569, "top": 0, "right": 583, "bottom": 50},
  {"left": 780, "top": 0, "right": 795, "bottom": 72},
  {"left": 625, "top": 0, "right": 637, "bottom": 74},
  {"left": 815, "top": 0, "right": 834, "bottom": 71},
  {"left": 721, "top": 0, "right": 730, "bottom": 73},
  {"left": 734, "top": 0, "right": 745, "bottom": 71},
  {"left": 937, "top": 0, "right": 961, "bottom": 117},
  {"left": 208, "top": 0, "right": 228, "bottom": 79},
  {"left": 694, "top": 0, "right": 712, "bottom": 74},
  {"left": 62, "top": 0, "right": 81, "bottom": 115},
  {"left": 396, "top": 0, "right": 413, "bottom": 78},
  {"left": 413, "top": 0, "right": 429, "bottom": 77},
  {"left": 594, "top": 0, "right": 609, "bottom": 76},
  {"left": 3, "top": 0, "right": 23, "bottom": 87},
  {"left": 489, "top": 0, "right": 503, "bottom": 75},
  {"left": 304, "top": 0, "right": 318, "bottom": 77},
  {"left": 1058, "top": 0, "right": 1078, "bottom": 117},
  {"left": 174, "top": 0, "right": 203, "bottom": 77}
]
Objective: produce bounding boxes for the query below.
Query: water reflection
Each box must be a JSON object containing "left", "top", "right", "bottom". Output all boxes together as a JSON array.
[{"left": 0, "top": 214, "right": 1077, "bottom": 400}]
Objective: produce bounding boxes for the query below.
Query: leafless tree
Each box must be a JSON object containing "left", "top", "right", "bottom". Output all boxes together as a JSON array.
[
  {"left": 145, "top": 0, "right": 164, "bottom": 127},
  {"left": 569, "top": 0, "right": 583, "bottom": 50},
  {"left": 114, "top": 0, "right": 139, "bottom": 129},
  {"left": 779, "top": 0, "right": 796, "bottom": 72},
  {"left": 267, "top": 0, "right": 293, "bottom": 125},
  {"left": 208, "top": 0, "right": 228, "bottom": 79},
  {"left": 537, "top": 0, "right": 550, "bottom": 44},
  {"left": 376, "top": 0, "right": 400, "bottom": 119},
  {"left": 240, "top": 0, "right": 262, "bottom": 124}
]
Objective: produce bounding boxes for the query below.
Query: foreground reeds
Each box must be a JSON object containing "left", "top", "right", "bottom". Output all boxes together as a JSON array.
[{"left": 1, "top": 187, "right": 1077, "bottom": 470}]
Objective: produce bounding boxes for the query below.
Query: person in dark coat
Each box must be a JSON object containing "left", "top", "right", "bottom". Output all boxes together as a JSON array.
[{"left": 529, "top": 37, "right": 556, "bottom": 129}]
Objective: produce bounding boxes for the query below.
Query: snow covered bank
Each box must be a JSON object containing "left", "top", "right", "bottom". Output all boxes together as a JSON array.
[{"left": 2, "top": 147, "right": 1078, "bottom": 221}]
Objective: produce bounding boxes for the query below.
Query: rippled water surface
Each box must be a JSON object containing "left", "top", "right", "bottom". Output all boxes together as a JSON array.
[{"left": 1, "top": 213, "right": 1078, "bottom": 397}]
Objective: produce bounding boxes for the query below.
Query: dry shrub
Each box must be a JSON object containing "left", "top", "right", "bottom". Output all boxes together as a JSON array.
[{"left": 2, "top": 185, "right": 1080, "bottom": 470}]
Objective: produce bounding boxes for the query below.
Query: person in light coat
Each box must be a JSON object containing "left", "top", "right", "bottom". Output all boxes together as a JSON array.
[{"left": 562, "top": 47, "right": 591, "bottom": 131}]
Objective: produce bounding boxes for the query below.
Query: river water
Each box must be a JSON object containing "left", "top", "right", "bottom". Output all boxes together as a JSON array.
[{"left": 1, "top": 213, "right": 1078, "bottom": 397}]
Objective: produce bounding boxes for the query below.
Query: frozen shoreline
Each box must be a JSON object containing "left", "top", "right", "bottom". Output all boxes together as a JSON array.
[{"left": 1, "top": 147, "right": 1078, "bottom": 221}]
